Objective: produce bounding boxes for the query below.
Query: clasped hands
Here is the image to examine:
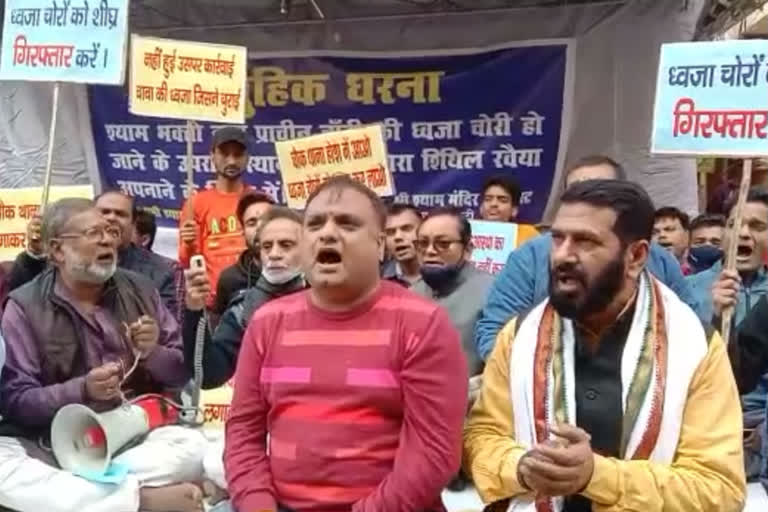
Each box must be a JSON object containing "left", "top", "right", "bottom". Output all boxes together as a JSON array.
[{"left": 517, "top": 423, "right": 595, "bottom": 498}]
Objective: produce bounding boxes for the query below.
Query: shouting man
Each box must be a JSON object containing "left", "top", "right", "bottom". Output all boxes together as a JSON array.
[
  {"left": 463, "top": 180, "right": 745, "bottom": 512},
  {"left": 382, "top": 203, "right": 423, "bottom": 287},
  {"left": 224, "top": 176, "right": 467, "bottom": 512},
  {"left": 0, "top": 198, "right": 206, "bottom": 512}
]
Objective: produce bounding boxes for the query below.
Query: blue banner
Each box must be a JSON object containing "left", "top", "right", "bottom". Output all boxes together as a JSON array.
[{"left": 89, "top": 43, "right": 571, "bottom": 227}]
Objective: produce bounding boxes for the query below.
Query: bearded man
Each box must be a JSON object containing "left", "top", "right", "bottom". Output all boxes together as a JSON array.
[
  {"left": 463, "top": 180, "right": 745, "bottom": 512},
  {"left": 0, "top": 198, "right": 206, "bottom": 512}
]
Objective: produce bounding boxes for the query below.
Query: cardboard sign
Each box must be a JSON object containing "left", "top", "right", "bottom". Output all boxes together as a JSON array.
[
  {"left": 651, "top": 40, "right": 768, "bottom": 156},
  {"left": 0, "top": 185, "right": 93, "bottom": 261},
  {"left": 469, "top": 220, "right": 519, "bottom": 274},
  {"left": 129, "top": 35, "right": 248, "bottom": 123},
  {"left": 275, "top": 124, "right": 394, "bottom": 209},
  {"left": 0, "top": 0, "right": 129, "bottom": 84},
  {"left": 200, "top": 381, "right": 233, "bottom": 430}
]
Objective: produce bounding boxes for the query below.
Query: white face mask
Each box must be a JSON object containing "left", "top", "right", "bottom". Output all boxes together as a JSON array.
[{"left": 262, "top": 267, "right": 301, "bottom": 285}]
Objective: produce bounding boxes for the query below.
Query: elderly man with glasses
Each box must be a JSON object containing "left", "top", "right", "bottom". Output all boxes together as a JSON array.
[{"left": 0, "top": 198, "right": 207, "bottom": 512}]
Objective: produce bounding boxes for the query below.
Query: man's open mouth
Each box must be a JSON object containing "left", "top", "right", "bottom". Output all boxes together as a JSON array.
[
  {"left": 737, "top": 245, "right": 753, "bottom": 258},
  {"left": 316, "top": 248, "right": 342, "bottom": 265},
  {"left": 96, "top": 252, "right": 115, "bottom": 263}
]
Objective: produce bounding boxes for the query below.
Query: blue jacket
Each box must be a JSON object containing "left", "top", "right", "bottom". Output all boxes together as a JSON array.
[
  {"left": 686, "top": 260, "right": 768, "bottom": 328},
  {"left": 687, "top": 261, "right": 768, "bottom": 416},
  {"left": 474, "top": 233, "right": 703, "bottom": 360}
]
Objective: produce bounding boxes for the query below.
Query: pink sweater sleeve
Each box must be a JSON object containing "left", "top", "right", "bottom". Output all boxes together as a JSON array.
[
  {"left": 353, "top": 307, "right": 469, "bottom": 512},
  {"left": 224, "top": 314, "right": 278, "bottom": 512}
]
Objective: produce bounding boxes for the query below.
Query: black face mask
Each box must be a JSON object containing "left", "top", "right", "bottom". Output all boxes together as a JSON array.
[
  {"left": 420, "top": 262, "right": 464, "bottom": 294},
  {"left": 687, "top": 245, "right": 723, "bottom": 273}
]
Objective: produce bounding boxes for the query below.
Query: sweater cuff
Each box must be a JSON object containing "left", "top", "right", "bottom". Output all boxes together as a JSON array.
[{"left": 238, "top": 492, "right": 278, "bottom": 512}]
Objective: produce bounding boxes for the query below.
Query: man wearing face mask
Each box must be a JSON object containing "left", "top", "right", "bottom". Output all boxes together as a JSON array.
[
  {"left": 0, "top": 199, "right": 206, "bottom": 512},
  {"left": 685, "top": 214, "right": 725, "bottom": 274},
  {"left": 178, "top": 127, "right": 253, "bottom": 309},
  {"left": 213, "top": 191, "right": 274, "bottom": 315},
  {"left": 411, "top": 207, "right": 493, "bottom": 378},
  {"left": 182, "top": 207, "right": 305, "bottom": 391}
]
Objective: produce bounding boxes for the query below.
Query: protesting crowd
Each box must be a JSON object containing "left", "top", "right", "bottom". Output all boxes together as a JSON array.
[{"left": 0, "top": 125, "right": 766, "bottom": 512}]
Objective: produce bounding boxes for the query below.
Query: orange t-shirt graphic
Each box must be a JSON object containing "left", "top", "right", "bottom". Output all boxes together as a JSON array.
[{"left": 179, "top": 188, "right": 249, "bottom": 306}]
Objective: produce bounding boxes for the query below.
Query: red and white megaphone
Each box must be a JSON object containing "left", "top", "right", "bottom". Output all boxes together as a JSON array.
[{"left": 51, "top": 397, "right": 178, "bottom": 474}]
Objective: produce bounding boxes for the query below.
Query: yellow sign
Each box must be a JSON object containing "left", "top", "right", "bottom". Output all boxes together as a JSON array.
[
  {"left": 200, "top": 381, "right": 234, "bottom": 431},
  {"left": 275, "top": 124, "right": 395, "bottom": 209},
  {"left": 0, "top": 185, "right": 93, "bottom": 261},
  {"left": 129, "top": 35, "right": 248, "bottom": 123}
]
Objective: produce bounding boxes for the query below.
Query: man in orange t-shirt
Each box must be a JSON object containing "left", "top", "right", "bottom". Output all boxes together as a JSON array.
[{"left": 179, "top": 127, "right": 252, "bottom": 307}]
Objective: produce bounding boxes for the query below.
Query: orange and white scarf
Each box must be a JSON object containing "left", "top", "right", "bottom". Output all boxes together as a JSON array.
[{"left": 507, "top": 273, "right": 709, "bottom": 512}]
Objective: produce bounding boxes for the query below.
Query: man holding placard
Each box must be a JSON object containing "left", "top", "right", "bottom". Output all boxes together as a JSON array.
[{"left": 687, "top": 187, "right": 768, "bottom": 480}]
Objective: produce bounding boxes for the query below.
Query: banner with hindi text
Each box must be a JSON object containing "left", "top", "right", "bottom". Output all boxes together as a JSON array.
[
  {"left": 651, "top": 40, "right": 768, "bottom": 156},
  {"left": 0, "top": 0, "right": 129, "bottom": 84},
  {"left": 468, "top": 219, "right": 518, "bottom": 275},
  {"left": 275, "top": 124, "right": 394, "bottom": 209},
  {"left": 89, "top": 42, "right": 573, "bottom": 227},
  {"left": 129, "top": 35, "right": 248, "bottom": 123},
  {"left": 0, "top": 185, "right": 93, "bottom": 261}
]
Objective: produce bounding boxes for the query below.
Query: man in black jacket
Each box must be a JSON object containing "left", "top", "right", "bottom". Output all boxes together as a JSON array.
[
  {"left": 212, "top": 191, "right": 275, "bottom": 315},
  {"left": 183, "top": 207, "right": 304, "bottom": 390},
  {"left": 6, "top": 191, "right": 182, "bottom": 319},
  {"left": 730, "top": 296, "right": 768, "bottom": 491}
]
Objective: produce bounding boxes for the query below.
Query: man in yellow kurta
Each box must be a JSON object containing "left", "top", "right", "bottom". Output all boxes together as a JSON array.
[{"left": 464, "top": 179, "right": 745, "bottom": 512}]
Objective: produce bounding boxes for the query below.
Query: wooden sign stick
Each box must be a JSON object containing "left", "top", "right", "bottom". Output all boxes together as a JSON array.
[
  {"left": 720, "top": 158, "right": 753, "bottom": 346},
  {"left": 39, "top": 82, "right": 61, "bottom": 215}
]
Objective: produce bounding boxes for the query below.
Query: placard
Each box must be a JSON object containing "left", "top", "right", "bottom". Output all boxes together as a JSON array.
[
  {"left": 469, "top": 219, "right": 518, "bottom": 275},
  {"left": 0, "top": 185, "right": 93, "bottom": 261},
  {"left": 200, "top": 381, "right": 233, "bottom": 431},
  {"left": 129, "top": 35, "right": 248, "bottom": 124},
  {"left": 0, "top": 0, "right": 129, "bottom": 84},
  {"left": 651, "top": 40, "right": 768, "bottom": 156},
  {"left": 275, "top": 124, "right": 394, "bottom": 209}
]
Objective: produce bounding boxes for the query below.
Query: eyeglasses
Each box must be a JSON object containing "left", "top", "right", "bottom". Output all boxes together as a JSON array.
[
  {"left": 57, "top": 226, "right": 121, "bottom": 243},
  {"left": 415, "top": 238, "right": 463, "bottom": 253}
]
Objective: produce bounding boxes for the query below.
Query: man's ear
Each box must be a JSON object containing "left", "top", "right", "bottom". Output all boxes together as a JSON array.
[
  {"left": 48, "top": 240, "right": 63, "bottom": 265},
  {"left": 377, "top": 232, "right": 386, "bottom": 262},
  {"left": 626, "top": 239, "right": 650, "bottom": 280}
]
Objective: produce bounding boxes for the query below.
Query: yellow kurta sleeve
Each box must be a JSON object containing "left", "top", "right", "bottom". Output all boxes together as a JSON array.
[
  {"left": 583, "top": 332, "right": 746, "bottom": 512},
  {"left": 463, "top": 318, "right": 530, "bottom": 504},
  {"left": 517, "top": 224, "right": 539, "bottom": 246}
]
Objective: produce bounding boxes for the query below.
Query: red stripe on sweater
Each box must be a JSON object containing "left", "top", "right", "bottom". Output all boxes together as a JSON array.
[{"left": 273, "top": 400, "right": 395, "bottom": 426}]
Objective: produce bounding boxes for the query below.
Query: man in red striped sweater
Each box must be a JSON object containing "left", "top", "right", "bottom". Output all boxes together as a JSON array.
[{"left": 224, "top": 176, "right": 468, "bottom": 512}]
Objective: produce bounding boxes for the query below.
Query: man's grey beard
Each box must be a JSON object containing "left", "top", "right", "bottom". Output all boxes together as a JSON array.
[{"left": 64, "top": 253, "right": 117, "bottom": 285}]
